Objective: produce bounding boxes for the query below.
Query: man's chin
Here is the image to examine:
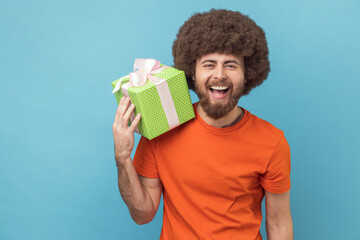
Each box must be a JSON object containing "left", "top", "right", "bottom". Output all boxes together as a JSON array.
[
  {"left": 209, "top": 98, "right": 229, "bottom": 106},
  {"left": 199, "top": 99, "right": 235, "bottom": 120}
]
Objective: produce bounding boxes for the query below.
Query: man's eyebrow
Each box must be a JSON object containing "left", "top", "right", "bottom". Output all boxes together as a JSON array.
[
  {"left": 200, "top": 59, "right": 240, "bottom": 65},
  {"left": 200, "top": 60, "right": 216, "bottom": 64},
  {"left": 224, "top": 60, "right": 240, "bottom": 65}
]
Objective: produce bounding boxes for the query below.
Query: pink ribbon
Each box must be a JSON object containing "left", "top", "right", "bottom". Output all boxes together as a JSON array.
[
  {"left": 128, "top": 58, "right": 169, "bottom": 87},
  {"left": 112, "top": 58, "right": 180, "bottom": 132}
]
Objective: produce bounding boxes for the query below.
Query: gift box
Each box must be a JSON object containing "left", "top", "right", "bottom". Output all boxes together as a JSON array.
[{"left": 111, "top": 58, "right": 195, "bottom": 140}]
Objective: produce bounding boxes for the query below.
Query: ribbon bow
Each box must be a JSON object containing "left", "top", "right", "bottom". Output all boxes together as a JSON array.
[{"left": 112, "top": 58, "right": 169, "bottom": 93}]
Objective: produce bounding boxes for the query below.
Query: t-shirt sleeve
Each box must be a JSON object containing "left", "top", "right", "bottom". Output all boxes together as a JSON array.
[
  {"left": 133, "top": 136, "right": 160, "bottom": 179},
  {"left": 260, "top": 134, "right": 291, "bottom": 193}
]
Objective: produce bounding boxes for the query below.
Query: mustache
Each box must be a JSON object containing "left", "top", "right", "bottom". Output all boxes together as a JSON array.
[{"left": 206, "top": 80, "right": 233, "bottom": 88}]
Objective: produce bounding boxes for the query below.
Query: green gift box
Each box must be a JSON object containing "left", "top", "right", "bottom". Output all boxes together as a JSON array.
[{"left": 111, "top": 59, "right": 195, "bottom": 140}]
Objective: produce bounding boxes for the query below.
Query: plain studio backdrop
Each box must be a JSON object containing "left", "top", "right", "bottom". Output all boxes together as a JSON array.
[{"left": 0, "top": 0, "right": 359, "bottom": 239}]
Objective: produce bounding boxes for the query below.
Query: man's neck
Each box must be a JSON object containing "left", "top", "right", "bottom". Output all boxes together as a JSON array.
[{"left": 197, "top": 104, "right": 244, "bottom": 128}]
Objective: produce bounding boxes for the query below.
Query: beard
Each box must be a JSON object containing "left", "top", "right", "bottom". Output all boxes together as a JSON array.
[{"left": 194, "top": 80, "right": 244, "bottom": 120}]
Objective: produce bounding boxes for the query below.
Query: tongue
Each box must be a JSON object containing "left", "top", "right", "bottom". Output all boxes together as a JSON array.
[
  {"left": 211, "top": 89, "right": 227, "bottom": 99},
  {"left": 213, "top": 89, "right": 225, "bottom": 94}
]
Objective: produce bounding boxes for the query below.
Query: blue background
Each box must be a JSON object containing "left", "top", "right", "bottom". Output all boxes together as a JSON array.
[{"left": 1, "top": 0, "right": 359, "bottom": 239}]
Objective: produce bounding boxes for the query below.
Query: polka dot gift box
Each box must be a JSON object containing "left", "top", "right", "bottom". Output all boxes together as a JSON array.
[{"left": 111, "top": 59, "right": 195, "bottom": 140}]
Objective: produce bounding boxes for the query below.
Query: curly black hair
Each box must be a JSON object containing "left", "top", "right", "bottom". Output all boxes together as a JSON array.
[{"left": 172, "top": 9, "right": 270, "bottom": 96}]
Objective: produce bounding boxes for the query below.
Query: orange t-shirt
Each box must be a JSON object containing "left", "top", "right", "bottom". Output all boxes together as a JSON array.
[{"left": 133, "top": 103, "right": 291, "bottom": 240}]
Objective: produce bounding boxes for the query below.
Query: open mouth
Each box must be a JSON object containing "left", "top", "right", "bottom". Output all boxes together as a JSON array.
[
  {"left": 209, "top": 86, "right": 230, "bottom": 99},
  {"left": 209, "top": 86, "right": 230, "bottom": 94}
]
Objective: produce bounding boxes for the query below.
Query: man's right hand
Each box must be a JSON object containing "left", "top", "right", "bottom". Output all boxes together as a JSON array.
[
  {"left": 112, "top": 97, "right": 162, "bottom": 225},
  {"left": 112, "top": 97, "right": 141, "bottom": 166}
]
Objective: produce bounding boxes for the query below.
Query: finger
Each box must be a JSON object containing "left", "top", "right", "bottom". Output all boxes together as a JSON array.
[
  {"left": 122, "top": 103, "right": 135, "bottom": 126},
  {"left": 117, "top": 97, "right": 131, "bottom": 123},
  {"left": 114, "top": 97, "right": 125, "bottom": 124},
  {"left": 129, "top": 113, "right": 141, "bottom": 132}
]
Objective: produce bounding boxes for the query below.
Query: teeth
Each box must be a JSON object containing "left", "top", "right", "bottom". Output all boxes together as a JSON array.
[{"left": 210, "top": 86, "right": 228, "bottom": 90}]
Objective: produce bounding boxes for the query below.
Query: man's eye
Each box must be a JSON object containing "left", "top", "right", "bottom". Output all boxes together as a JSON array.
[
  {"left": 204, "top": 64, "right": 214, "bottom": 68},
  {"left": 226, "top": 64, "right": 236, "bottom": 69}
]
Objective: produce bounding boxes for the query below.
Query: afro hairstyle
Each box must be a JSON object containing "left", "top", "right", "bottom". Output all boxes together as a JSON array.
[{"left": 172, "top": 9, "right": 270, "bottom": 96}]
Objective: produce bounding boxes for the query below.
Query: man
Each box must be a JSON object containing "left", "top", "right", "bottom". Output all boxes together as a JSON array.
[{"left": 113, "top": 9, "right": 293, "bottom": 240}]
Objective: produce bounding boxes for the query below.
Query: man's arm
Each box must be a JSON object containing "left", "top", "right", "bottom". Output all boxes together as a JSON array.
[
  {"left": 113, "top": 97, "right": 163, "bottom": 225},
  {"left": 265, "top": 190, "right": 294, "bottom": 240},
  {"left": 116, "top": 159, "right": 163, "bottom": 225}
]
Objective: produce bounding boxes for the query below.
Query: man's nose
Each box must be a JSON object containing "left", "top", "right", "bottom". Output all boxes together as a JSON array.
[{"left": 214, "top": 66, "right": 226, "bottom": 80}]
